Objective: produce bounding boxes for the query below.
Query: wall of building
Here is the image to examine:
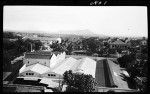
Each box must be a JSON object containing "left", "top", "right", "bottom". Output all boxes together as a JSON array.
[
  {"left": 110, "top": 44, "right": 128, "bottom": 49},
  {"left": 50, "top": 54, "right": 57, "bottom": 68},
  {"left": 41, "top": 72, "right": 63, "bottom": 79},
  {"left": 23, "top": 58, "right": 50, "bottom": 67},
  {"left": 19, "top": 70, "right": 41, "bottom": 77},
  {"left": 50, "top": 52, "right": 66, "bottom": 68},
  {"left": 20, "top": 70, "right": 63, "bottom": 79}
]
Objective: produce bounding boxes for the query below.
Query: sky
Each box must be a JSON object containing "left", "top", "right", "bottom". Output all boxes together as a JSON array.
[{"left": 3, "top": 6, "right": 148, "bottom": 37}]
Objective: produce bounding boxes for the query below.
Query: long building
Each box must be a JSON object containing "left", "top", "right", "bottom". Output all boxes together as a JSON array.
[{"left": 17, "top": 51, "right": 136, "bottom": 92}]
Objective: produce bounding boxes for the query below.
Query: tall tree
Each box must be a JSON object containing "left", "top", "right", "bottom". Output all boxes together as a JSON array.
[{"left": 63, "top": 70, "right": 97, "bottom": 92}]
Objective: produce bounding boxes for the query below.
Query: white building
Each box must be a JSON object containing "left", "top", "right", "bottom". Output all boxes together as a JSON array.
[{"left": 19, "top": 51, "right": 66, "bottom": 79}]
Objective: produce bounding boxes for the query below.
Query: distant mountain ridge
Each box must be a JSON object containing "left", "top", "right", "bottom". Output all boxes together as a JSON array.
[{"left": 4, "top": 30, "right": 147, "bottom": 39}]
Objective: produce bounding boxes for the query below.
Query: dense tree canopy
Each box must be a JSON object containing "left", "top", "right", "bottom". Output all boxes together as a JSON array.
[
  {"left": 63, "top": 70, "right": 97, "bottom": 92},
  {"left": 3, "top": 32, "right": 21, "bottom": 39},
  {"left": 3, "top": 32, "right": 42, "bottom": 71},
  {"left": 117, "top": 52, "right": 148, "bottom": 91}
]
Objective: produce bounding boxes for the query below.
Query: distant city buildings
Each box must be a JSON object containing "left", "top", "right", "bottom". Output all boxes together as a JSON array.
[
  {"left": 109, "top": 39, "right": 130, "bottom": 49},
  {"left": 22, "top": 36, "right": 61, "bottom": 44}
]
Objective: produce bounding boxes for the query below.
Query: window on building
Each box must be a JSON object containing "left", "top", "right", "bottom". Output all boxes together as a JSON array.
[
  {"left": 48, "top": 74, "right": 56, "bottom": 76},
  {"left": 29, "top": 73, "right": 31, "bottom": 75},
  {"left": 31, "top": 73, "right": 34, "bottom": 75},
  {"left": 26, "top": 73, "right": 28, "bottom": 75},
  {"left": 51, "top": 74, "right": 56, "bottom": 76},
  {"left": 28, "top": 61, "right": 29, "bottom": 64}
]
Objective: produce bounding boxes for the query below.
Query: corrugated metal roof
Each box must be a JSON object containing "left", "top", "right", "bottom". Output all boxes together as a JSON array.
[
  {"left": 20, "top": 63, "right": 51, "bottom": 74},
  {"left": 25, "top": 54, "right": 52, "bottom": 59},
  {"left": 95, "top": 60, "right": 106, "bottom": 87},
  {"left": 76, "top": 57, "right": 97, "bottom": 78},
  {"left": 52, "top": 57, "right": 78, "bottom": 75},
  {"left": 70, "top": 59, "right": 83, "bottom": 72},
  {"left": 95, "top": 59, "right": 118, "bottom": 87},
  {"left": 107, "top": 59, "right": 129, "bottom": 89},
  {"left": 25, "top": 51, "right": 63, "bottom": 59},
  {"left": 25, "top": 51, "right": 52, "bottom": 59}
]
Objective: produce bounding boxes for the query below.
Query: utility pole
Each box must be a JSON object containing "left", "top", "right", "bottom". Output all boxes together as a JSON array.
[
  {"left": 30, "top": 43, "right": 33, "bottom": 52},
  {"left": 59, "top": 75, "right": 61, "bottom": 91}
]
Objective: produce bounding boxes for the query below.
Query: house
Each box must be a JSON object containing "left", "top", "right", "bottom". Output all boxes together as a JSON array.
[
  {"left": 109, "top": 39, "right": 130, "bottom": 49},
  {"left": 140, "top": 40, "right": 147, "bottom": 46}
]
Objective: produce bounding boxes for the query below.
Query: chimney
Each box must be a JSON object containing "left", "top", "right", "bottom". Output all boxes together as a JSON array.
[{"left": 31, "top": 43, "right": 33, "bottom": 52}]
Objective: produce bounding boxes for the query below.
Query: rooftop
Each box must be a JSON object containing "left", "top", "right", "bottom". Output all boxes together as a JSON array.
[
  {"left": 110, "top": 40, "right": 126, "bottom": 45},
  {"left": 52, "top": 57, "right": 78, "bottom": 75},
  {"left": 20, "top": 63, "right": 51, "bottom": 74},
  {"left": 25, "top": 51, "right": 62, "bottom": 59}
]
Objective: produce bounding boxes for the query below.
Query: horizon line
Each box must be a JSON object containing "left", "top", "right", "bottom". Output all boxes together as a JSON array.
[{"left": 3, "top": 30, "right": 148, "bottom": 38}]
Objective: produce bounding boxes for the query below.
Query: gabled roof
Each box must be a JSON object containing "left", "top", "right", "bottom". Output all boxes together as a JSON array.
[
  {"left": 110, "top": 40, "right": 126, "bottom": 45},
  {"left": 52, "top": 57, "right": 78, "bottom": 75},
  {"left": 70, "top": 59, "right": 83, "bottom": 72},
  {"left": 20, "top": 63, "right": 51, "bottom": 74},
  {"left": 76, "top": 57, "right": 97, "bottom": 77},
  {"left": 107, "top": 59, "right": 129, "bottom": 88}
]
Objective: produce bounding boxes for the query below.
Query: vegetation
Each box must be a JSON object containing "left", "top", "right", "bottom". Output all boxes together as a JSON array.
[
  {"left": 117, "top": 46, "right": 148, "bottom": 92},
  {"left": 50, "top": 37, "right": 105, "bottom": 56},
  {"left": 3, "top": 32, "right": 42, "bottom": 71},
  {"left": 63, "top": 70, "right": 97, "bottom": 92}
]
